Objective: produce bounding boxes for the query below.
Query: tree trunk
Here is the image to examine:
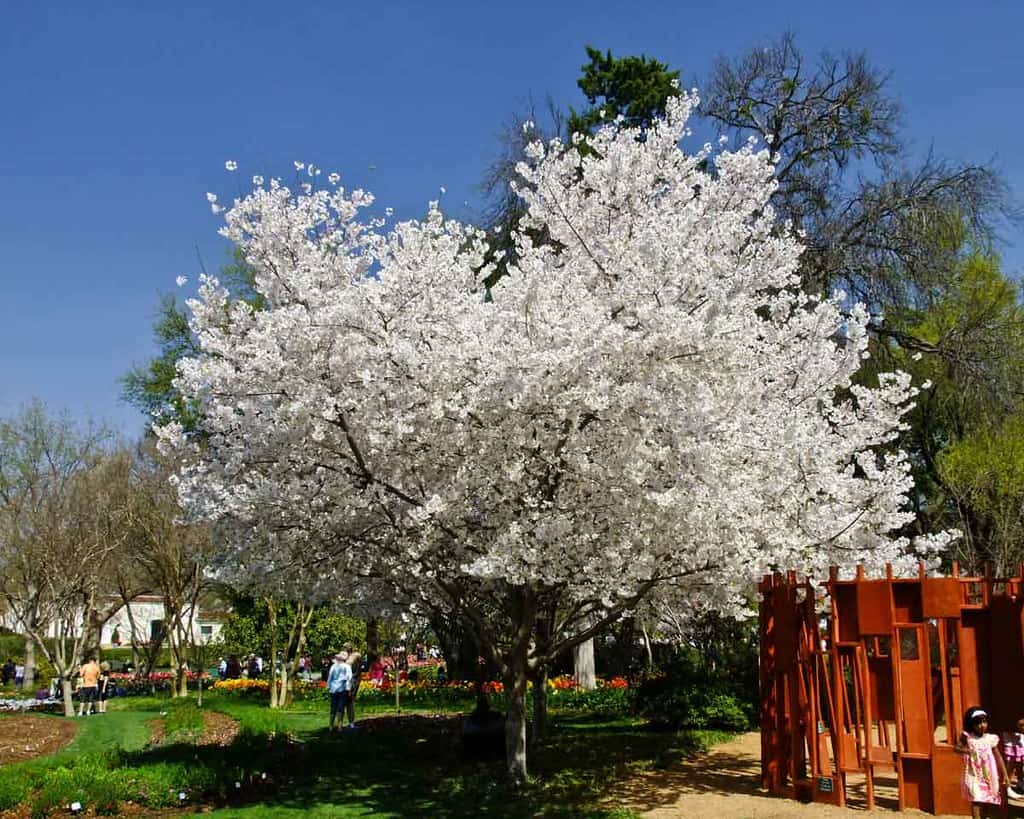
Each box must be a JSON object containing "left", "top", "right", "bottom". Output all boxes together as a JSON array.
[
  {"left": 641, "top": 622, "right": 654, "bottom": 669},
  {"left": 23, "top": 636, "right": 35, "bottom": 691},
  {"left": 168, "top": 632, "right": 187, "bottom": 698},
  {"left": 573, "top": 638, "right": 597, "bottom": 691},
  {"left": 532, "top": 665, "right": 548, "bottom": 743},
  {"left": 278, "top": 664, "right": 290, "bottom": 708},
  {"left": 267, "top": 598, "right": 279, "bottom": 709},
  {"left": 61, "top": 678, "right": 75, "bottom": 717},
  {"left": 366, "top": 618, "right": 380, "bottom": 657},
  {"left": 279, "top": 604, "right": 313, "bottom": 709},
  {"left": 504, "top": 659, "right": 529, "bottom": 786}
]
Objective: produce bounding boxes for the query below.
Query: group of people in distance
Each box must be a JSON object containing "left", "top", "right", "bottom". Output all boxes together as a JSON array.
[
  {"left": 1, "top": 658, "right": 25, "bottom": 687},
  {"left": 326, "top": 643, "right": 361, "bottom": 731},
  {"left": 217, "top": 654, "right": 260, "bottom": 680}
]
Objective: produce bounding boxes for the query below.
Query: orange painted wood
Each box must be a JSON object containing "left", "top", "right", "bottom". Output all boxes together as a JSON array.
[
  {"left": 759, "top": 568, "right": 1018, "bottom": 816},
  {"left": 856, "top": 581, "right": 893, "bottom": 635},
  {"left": 922, "top": 577, "right": 962, "bottom": 618}
]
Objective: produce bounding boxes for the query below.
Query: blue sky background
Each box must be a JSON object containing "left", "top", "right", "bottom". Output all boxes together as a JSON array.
[{"left": 2, "top": 0, "right": 1021, "bottom": 437}]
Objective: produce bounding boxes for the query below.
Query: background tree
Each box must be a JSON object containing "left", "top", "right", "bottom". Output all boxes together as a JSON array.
[
  {"left": 568, "top": 45, "right": 681, "bottom": 136},
  {"left": 0, "top": 401, "right": 111, "bottom": 694},
  {"left": 694, "top": 32, "right": 1022, "bottom": 568},
  {"left": 700, "top": 31, "right": 1013, "bottom": 304},
  {"left": 124, "top": 445, "right": 214, "bottom": 697},
  {"left": 122, "top": 249, "right": 259, "bottom": 434}
]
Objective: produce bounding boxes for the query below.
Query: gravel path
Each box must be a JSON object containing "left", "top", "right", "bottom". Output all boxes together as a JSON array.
[{"left": 607, "top": 731, "right": 1022, "bottom": 818}]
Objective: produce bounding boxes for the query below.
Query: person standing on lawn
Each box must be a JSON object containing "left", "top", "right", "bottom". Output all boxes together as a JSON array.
[
  {"left": 96, "top": 661, "right": 111, "bottom": 713},
  {"left": 343, "top": 643, "right": 362, "bottom": 729},
  {"left": 78, "top": 656, "right": 100, "bottom": 716},
  {"left": 326, "top": 651, "right": 353, "bottom": 732}
]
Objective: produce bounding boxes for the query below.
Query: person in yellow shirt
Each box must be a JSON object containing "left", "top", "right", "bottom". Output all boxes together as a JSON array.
[{"left": 78, "top": 657, "right": 100, "bottom": 716}]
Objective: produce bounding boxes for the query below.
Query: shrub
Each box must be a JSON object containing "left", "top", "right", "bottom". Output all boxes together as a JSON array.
[
  {"left": 0, "top": 770, "right": 31, "bottom": 811},
  {"left": 29, "top": 767, "right": 86, "bottom": 819},
  {"left": 633, "top": 651, "right": 754, "bottom": 731}
]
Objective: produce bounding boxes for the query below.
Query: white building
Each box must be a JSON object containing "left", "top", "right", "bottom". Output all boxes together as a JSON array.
[
  {"left": 1, "top": 595, "right": 227, "bottom": 647},
  {"left": 100, "top": 595, "right": 227, "bottom": 648}
]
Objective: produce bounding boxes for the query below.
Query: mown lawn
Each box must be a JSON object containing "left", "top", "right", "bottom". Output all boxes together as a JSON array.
[{"left": 0, "top": 695, "right": 730, "bottom": 818}]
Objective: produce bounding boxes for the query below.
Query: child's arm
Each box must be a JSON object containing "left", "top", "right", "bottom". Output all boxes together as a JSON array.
[{"left": 954, "top": 732, "right": 968, "bottom": 755}]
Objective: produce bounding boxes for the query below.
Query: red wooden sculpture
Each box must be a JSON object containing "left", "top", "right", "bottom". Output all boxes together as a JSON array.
[{"left": 760, "top": 563, "right": 1024, "bottom": 815}]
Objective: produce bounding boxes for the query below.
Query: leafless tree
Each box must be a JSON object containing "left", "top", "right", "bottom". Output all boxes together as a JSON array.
[
  {"left": 701, "top": 32, "right": 1017, "bottom": 313},
  {"left": 0, "top": 401, "right": 112, "bottom": 700}
]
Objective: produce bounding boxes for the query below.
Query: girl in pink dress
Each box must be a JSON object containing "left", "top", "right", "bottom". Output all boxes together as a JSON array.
[{"left": 957, "top": 706, "right": 1009, "bottom": 818}]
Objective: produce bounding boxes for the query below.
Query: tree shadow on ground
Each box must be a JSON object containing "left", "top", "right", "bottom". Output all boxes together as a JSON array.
[{"left": 117, "top": 711, "right": 710, "bottom": 817}]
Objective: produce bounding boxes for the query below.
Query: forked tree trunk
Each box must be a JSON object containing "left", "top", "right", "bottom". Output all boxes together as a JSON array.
[
  {"left": 573, "top": 638, "right": 597, "bottom": 691},
  {"left": 168, "top": 631, "right": 188, "bottom": 698},
  {"left": 278, "top": 604, "right": 314, "bottom": 709}
]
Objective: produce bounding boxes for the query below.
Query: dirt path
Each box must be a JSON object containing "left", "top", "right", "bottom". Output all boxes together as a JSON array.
[
  {"left": 0, "top": 715, "right": 77, "bottom": 766},
  {"left": 608, "top": 731, "right": 1022, "bottom": 818}
]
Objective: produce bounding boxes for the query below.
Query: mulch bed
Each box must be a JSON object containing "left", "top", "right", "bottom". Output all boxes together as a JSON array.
[
  {"left": 149, "top": 710, "right": 240, "bottom": 747},
  {"left": 0, "top": 715, "right": 77, "bottom": 766}
]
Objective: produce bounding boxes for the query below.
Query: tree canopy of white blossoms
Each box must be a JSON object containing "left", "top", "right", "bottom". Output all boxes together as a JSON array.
[{"left": 160, "top": 90, "right": 953, "bottom": 781}]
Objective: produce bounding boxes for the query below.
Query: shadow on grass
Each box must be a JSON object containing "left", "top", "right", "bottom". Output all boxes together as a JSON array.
[{"left": 110, "top": 710, "right": 716, "bottom": 818}]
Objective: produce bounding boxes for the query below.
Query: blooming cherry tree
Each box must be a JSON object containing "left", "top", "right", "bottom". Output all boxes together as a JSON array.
[{"left": 162, "top": 91, "right": 949, "bottom": 782}]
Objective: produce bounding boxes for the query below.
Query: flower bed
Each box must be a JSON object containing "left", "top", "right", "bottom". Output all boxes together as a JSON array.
[
  {"left": 211, "top": 678, "right": 269, "bottom": 694},
  {"left": 210, "top": 674, "right": 632, "bottom": 714},
  {"left": 109, "top": 671, "right": 210, "bottom": 696},
  {"left": 0, "top": 697, "right": 62, "bottom": 714}
]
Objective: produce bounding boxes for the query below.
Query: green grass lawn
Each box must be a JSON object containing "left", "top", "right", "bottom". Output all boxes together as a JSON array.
[{"left": 0, "top": 694, "right": 731, "bottom": 818}]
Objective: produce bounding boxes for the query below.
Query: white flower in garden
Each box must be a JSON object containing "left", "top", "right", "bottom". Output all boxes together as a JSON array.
[
  {"left": 294, "top": 161, "right": 305, "bottom": 171},
  {"left": 224, "top": 160, "right": 238, "bottom": 172},
  {"left": 205, "top": 192, "right": 217, "bottom": 203},
  {"left": 175, "top": 275, "right": 188, "bottom": 287},
  {"left": 328, "top": 173, "right": 340, "bottom": 185},
  {"left": 253, "top": 175, "right": 264, "bottom": 186}
]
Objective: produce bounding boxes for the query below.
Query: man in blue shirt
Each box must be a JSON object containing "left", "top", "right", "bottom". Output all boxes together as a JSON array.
[{"left": 326, "top": 651, "right": 352, "bottom": 731}]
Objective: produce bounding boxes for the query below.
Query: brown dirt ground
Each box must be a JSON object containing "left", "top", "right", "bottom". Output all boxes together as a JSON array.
[
  {"left": 606, "top": 731, "right": 1024, "bottom": 818},
  {"left": 149, "top": 710, "right": 240, "bottom": 747},
  {"left": 0, "top": 715, "right": 77, "bottom": 766}
]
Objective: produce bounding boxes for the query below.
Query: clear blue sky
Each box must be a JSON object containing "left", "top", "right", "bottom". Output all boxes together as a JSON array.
[{"left": 2, "top": 0, "right": 1021, "bottom": 437}]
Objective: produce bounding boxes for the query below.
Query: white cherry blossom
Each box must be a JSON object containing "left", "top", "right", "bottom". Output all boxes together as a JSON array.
[{"left": 161, "top": 90, "right": 951, "bottom": 782}]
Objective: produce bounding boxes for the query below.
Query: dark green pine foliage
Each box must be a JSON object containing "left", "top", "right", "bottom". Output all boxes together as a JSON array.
[{"left": 569, "top": 46, "right": 681, "bottom": 136}]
